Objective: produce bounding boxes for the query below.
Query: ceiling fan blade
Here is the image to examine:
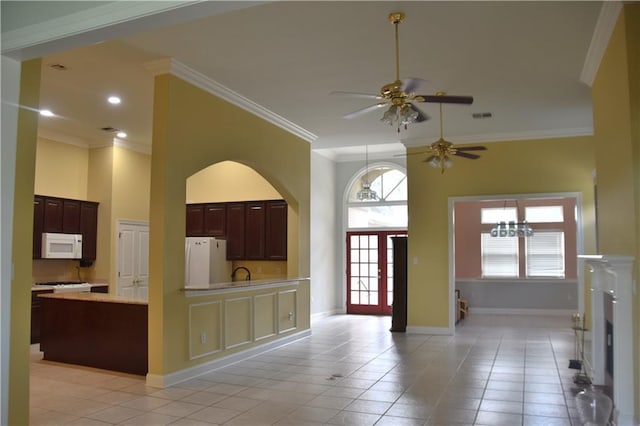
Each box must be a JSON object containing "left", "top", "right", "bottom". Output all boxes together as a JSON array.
[
  {"left": 455, "top": 145, "right": 487, "bottom": 151},
  {"left": 401, "top": 78, "right": 429, "bottom": 94},
  {"left": 416, "top": 95, "right": 474, "bottom": 105},
  {"left": 343, "top": 103, "right": 388, "bottom": 119},
  {"left": 407, "top": 103, "right": 430, "bottom": 122},
  {"left": 330, "top": 91, "right": 384, "bottom": 100},
  {"left": 453, "top": 151, "right": 481, "bottom": 159}
]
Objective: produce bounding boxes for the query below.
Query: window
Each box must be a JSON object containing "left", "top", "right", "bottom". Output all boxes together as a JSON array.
[
  {"left": 347, "top": 166, "right": 407, "bottom": 229},
  {"left": 481, "top": 234, "right": 519, "bottom": 277},
  {"left": 526, "top": 231, "right": 565, "bottom": 277},
  {"left": 469, "top": 198, "right": 574, "bottom": 279}
]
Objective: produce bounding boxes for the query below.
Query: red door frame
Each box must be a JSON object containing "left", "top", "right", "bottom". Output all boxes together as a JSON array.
[{"left": 346, "top": 230, "right": 407, "bottom": 315}]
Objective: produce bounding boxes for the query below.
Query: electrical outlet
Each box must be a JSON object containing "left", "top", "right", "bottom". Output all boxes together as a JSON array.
[{"left": 200, "top": 332, "right": 206, "bottom": 344}]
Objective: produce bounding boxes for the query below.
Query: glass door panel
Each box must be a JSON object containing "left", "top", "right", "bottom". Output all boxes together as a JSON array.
[{"left": 346, "top": 231, "right": 406, "bottom": 315}]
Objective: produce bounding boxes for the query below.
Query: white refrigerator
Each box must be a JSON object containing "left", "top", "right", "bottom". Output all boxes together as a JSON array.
[{"left": 185, "top": 237, "right": 232, "bottom": 287}]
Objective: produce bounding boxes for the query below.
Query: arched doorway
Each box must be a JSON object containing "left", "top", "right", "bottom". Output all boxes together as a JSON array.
[{"left": 345, "top": 164, "right": 407, "bottom": 315}]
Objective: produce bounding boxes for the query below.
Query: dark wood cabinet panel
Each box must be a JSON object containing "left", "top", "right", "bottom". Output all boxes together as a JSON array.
[
  {"left": 33, "top": 196, "right": 44, "bottom": 259},
  {"left": 204, "top": 204, "right": 226, "bottom": 237},
  {"left": 43, "top": 198, "right": 63, "bottom": 232},
  {"left": 265, "top": 200, "right": 287, "bottom": 260},
  {"left": 186, "top": 204, "right": 205, "bottom": 237},
  {"left": 226, "top": 203, "right": 246, "bottom": 260},
  {"left": 31, "top": 289, "right": 53, "bottom": 344},
  {"left": 90, "top": 285, "right": 108, "bottom": 293},
  {"left": 80, "top": 202, "right": 98, "bottom": 260},
  {"left": 62, "top": 200, "right": 81, "bottom": 233},
  {"left": 245, "top": 202, "right": 266, "bottom": 260}
]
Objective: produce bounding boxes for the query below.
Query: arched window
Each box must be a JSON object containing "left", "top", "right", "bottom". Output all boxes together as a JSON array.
[{"left": 346, "top": 165, "right": 408, "bottom": 229}]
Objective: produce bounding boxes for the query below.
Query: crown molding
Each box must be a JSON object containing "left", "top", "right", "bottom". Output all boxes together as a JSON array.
[
  {"left": 144, "top": 58, "right": 317, "bottom": 144},
  {"left": 1, "top": 2, "right": 200, "bottom": 58},
  {"left": 37, "top": 128, "right": 151, "bottom": 155},
  {"left": 580, "top": 1, "right": 623, "bottom": 87},
  {"left": 113, "top": 138, "right": 152, "bottom": 156},
  {"left": 37, "top": 128, "right": 91, "bottom": 149}
]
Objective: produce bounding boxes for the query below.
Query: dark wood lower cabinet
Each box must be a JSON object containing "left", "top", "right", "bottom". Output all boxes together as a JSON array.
[
  {"left": 40, "top": 297, "right": 148, "bottom": 375},
  {"left": 31, "top": 289, "right": 53, "bottom": 344},
  {"left": 390, "top": 236, "right": 408, "bottom": 332}
]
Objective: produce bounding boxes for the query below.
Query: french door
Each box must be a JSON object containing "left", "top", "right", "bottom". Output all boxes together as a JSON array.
[{"left": 346, "top": 230, "right": 407, "bottom": 315}]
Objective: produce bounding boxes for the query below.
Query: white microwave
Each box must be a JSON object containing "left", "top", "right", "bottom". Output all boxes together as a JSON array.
[{"left": 41, "top": 233, "right": 83, "bottom": 259}]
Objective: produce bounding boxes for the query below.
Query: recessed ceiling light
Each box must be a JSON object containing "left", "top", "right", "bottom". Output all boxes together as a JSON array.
[
  {"left": 40, "top": 109, "right": 54, "bottom": 117},
  {"left": 107, "top": 96, "right": 121, "bottom": 105},
  {"left": 116, "top": 132, "right": 127, "bottom": 138},
  {"left": 48, "top": 63, "right": 68, "bottom": 71}
]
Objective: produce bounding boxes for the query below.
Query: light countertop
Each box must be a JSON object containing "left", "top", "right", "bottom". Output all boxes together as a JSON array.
[
  {"left": 183, "top": 277, "right": 309, "bottom": 295},
  {"left": 38, "top": 291, "right": 147, "bottom": 305}
]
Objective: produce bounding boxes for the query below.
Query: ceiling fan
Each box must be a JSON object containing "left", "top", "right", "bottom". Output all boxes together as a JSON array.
[
  {"left": 332, "top": 12, "right": 474, "bottom": 132},
  {"left": 414, "top": 92, "right": 487, "bottom": 174}
]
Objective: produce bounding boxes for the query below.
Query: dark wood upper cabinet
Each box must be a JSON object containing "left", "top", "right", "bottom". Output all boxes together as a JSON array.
[
  {"left": 265, "top": 200, "right": 287, "bottom": 260},
  {"left": 34, "top": 195, "right": 99, "bottom": 260},
  {"left": 80, "top": 202, "right": 99, "bottom": 260},
  {"left": 226, "top": 203, "right": 246, "bottom": 260},
  {"left": 186, "top": 199, "right": 287, "bottom": 261},
  {"left": 33, "top": 196, "right": 44, "bottom": 259},
  {"left": 43, "top": 198, "right": 63, "bottom": 232},
  {"left": 245, "top": 202, "right": 266, "bottom": 260},
  {"left": 204, "top": 204, "right": 226, "bottom": 237},
  {"left": 186, "top": 204, "right": 205, "bottom": 237},
  {"left": 62, "top": 200, "right": 81, "bottom": 233}
]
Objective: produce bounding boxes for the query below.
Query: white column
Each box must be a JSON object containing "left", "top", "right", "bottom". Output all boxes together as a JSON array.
[{"left": 579, "top": 255, "right": 636, "bottom": 426}]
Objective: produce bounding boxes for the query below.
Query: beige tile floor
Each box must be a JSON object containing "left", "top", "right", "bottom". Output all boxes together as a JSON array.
[{"left": 30, "top": 314, "right": 590, "bottom": 425}]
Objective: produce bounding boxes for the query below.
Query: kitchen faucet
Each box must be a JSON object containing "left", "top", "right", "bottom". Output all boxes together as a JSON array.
[{"left": 231, "top": 266, "right": 251, "bottom": 281}]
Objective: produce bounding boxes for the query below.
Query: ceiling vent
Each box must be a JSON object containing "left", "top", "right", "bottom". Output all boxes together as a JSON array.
[
  {"left": 472, "top": 112, "right": 492, "bottom": 119},
  {"left": 48, "top": 63, "right": 68, "bottom": 71},
  {"left": 100, "top": 126, "right": 119, "bottom": 133}
]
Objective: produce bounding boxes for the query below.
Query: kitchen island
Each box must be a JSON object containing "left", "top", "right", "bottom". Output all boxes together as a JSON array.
[{"left": 39, "top": 292, "right": 147, "bottom": 375}]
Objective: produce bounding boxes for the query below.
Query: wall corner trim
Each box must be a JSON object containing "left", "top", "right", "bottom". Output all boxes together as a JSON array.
[
  {"left": 143, "top": 58, "right": 318, "bottom": 144},
  {"left": 145, "top": 329, "right": 311, "bottom": 388},
  {"left": 580, "top": 1, "right": 623, "bottom": 87}
]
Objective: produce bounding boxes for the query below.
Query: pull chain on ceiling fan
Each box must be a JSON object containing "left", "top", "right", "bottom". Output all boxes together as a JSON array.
[{"left": 331, "top": 12, "right": 474, "bottom": 132}]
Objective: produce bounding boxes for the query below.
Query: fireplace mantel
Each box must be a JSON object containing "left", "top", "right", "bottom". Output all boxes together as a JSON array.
[{"left": 578, "top": 255, "right": 635, "bottom": 426}]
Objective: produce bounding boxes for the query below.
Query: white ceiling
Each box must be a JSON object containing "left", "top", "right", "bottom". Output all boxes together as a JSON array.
[{"left": 26, "top": 1, "right": 602, "bottom": 161}]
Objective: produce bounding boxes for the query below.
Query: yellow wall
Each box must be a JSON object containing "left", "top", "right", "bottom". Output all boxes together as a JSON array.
[
  {"left": 34, "top": 137, "right": 88, "bottom": 199},
  {"left": 10, "top": 58, "right": 41, "bottom": 426},
  {"left": 406, "top": 136, "right": 596, "bottom": 328},
  {"left": 148, "top": 73, "right": 310, "bottom": 376},
  {"left": 592, "top": 4, "right": 640, "bottom": 418},
  {"left": 187, "top": 161, "right": 281, "bottom": 203}
]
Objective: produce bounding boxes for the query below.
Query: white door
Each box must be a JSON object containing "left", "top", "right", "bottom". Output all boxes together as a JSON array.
[{"left": 117, "top": 221, "right": 149, "bottom": 301}]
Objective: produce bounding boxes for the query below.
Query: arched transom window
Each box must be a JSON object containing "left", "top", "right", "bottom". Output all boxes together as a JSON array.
[{"left": 346, "top": 165, "right": 408, "bottom": 229}]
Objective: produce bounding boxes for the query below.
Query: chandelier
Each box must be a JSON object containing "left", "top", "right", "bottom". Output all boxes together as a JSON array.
[
  {"left": 490, "top": 221, "right": 533, "bottom": 237},
  {"left": 490, "top": 199, "right": 534, "bottom": 237},
  {"left": 356, "top": 145, "right": 379, "bottom": 202}
]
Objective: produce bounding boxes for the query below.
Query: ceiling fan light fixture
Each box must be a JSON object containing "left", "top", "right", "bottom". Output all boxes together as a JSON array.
[
  {"left": 400, "top": 105, "right": 419, "bottom": 125},
  {"left": 381, "top": 105, "right": 398, "bottom": 125}
]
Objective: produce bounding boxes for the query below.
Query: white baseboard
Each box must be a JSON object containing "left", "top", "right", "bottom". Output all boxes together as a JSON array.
[
  {"left": 310, "top": 309, "right": 341, "bottom": 324},
  {"left": 146, "top": 329, "right": 312, "bottom": 388},
  {"left": 470, "top": 308, "right": 575, "bottom": 316},
  {"left": 406, "top": 326, "right": 453, "bottom": 335}
]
